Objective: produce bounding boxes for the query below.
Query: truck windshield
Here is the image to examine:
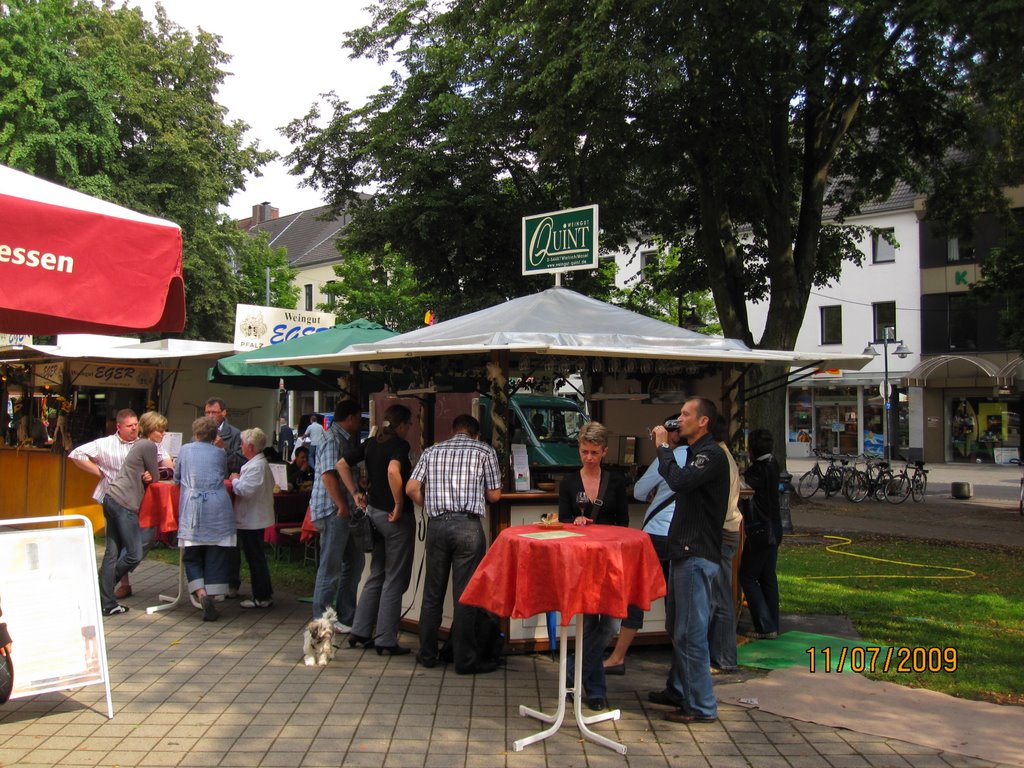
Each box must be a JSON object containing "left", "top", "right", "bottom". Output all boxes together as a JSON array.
[{"left": 523, "top": 404, "right": 588, "bottom": 443}]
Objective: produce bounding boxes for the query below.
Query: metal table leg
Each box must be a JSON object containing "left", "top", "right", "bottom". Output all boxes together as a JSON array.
[
  {"left": 146, "top": 550, "right": 188, "bottom": 614},
  {"left": 514, "top": 614, "right": 625, "bottom": 754}
]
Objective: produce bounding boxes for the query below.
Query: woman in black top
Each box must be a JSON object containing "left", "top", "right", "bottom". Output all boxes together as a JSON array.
[
  {"left": 338, "top": 404, "right": 415, "bottom": 655},
  {"left": 557, "top": 422, "right": 629, "bottom": 712}
]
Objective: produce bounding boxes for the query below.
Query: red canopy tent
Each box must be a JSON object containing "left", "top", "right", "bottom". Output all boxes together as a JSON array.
[{"left": 0, "top": 164, "right": 185, "bottom": 335}]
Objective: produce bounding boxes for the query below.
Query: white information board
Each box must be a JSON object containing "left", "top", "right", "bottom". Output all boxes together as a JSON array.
[
  {"left": 0, "top": 516, "right": 113, "bottom": 718},
  {"left": 269, "top": 462, "right": 289, "bottom": 492}
]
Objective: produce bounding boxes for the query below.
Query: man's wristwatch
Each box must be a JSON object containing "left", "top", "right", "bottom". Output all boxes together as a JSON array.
[{"left": 659, "top": 442, "right": 670, "bottom": 449}]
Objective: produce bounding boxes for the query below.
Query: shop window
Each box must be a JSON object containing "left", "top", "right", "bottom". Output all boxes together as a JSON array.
[
  {"left": 872, "top": 301, "right": 896, "bottom": 343},
  {"left": 872, "top": 228, "right": 896, "bottom": 263},
  {"left": 951, "top": 398, "right": 1022, "bottom": 463},
  {"left": 303, "top": 284, "right": 313, "bottom": 312},
  {"left": 820, "top": 305, "right": 842, "bottom": 344},
  {"left": 788, "top": 390, "right": 812, "bottom": 445}
]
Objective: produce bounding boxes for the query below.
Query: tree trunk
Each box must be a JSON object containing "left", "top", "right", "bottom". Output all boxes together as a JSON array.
[{"left": 743, "top": 363, "right": 791, "bottom": 476}]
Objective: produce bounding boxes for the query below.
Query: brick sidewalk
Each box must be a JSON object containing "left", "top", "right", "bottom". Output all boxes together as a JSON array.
[{"left": 0, "top": 554, "right": 1014, "bottom": 768}]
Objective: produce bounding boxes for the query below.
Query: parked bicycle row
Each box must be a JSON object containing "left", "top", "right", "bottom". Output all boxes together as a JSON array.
[{"left": 795, "top": 449, "right": 928, "bottom": 504}]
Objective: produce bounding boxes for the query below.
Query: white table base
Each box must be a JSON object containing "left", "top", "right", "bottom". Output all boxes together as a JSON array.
[
  {"left": 514, "top": 614, "right": 625, "bottom": 754},
  {"left": 146, "top": 552, "right": 188, "bottom": 614}
]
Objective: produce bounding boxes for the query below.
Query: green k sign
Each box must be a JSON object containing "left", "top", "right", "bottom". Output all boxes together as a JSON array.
[
  {"left": 522, "top": 205, "right": 599, "bottom": 276},
  {"left": 955, "top": 270, "right": 969, "bottom": 285}
]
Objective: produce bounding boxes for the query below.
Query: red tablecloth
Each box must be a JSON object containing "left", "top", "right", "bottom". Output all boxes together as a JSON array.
[
  {"left": 138, "top": 482, "right": 180, "bottom": 533},
  {"left": 460, "top": 524, "right": 666, "bottom": 625},
  {"left": 138, "top": 483, "right": 313, "bottom": 544}
]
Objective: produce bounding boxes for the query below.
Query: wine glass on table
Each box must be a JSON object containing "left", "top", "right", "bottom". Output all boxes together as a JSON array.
[{"left": 575, "top": 491, "right": 591, "bottom": 525}]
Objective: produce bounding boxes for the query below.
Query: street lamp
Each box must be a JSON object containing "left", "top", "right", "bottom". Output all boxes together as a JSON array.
[{"left": 862, "top": 329, "right": 912, "bottom": 461}]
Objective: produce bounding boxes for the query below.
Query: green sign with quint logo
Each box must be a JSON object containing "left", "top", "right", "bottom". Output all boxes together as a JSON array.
[{"left": 522, "top": 205, "right": 599, "bottom": 276}]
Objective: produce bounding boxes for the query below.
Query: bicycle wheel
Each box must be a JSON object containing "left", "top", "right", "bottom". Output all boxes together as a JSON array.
[
  {"left": 844, "top": 470, "right": 869, "bottom": 503},
  {"left": 872, "top": 473, "right": 897, "bottom": 501},
  {"left": 918, "top": 472, "right": 928, "bottom": 497},
  {"left": 823, "top": 467, "right": 843, "bottom": 498},
  {"left": 911, "top": 475, "right": 925, "bottom": 502},
  {"left": 885, "top": 473, "right": 911, "bottom": 503},
  {"left": 796, "top": 470, "right": 820, "bottom": 499}
]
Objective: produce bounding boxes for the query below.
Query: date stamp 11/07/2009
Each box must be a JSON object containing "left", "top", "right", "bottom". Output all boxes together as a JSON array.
[{"left": 806, "top": 646, "right": 959, "bottom": 674}]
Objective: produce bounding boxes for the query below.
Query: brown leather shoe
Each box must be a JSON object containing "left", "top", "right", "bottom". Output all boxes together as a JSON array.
[
  {"left": 114, "top": 583, "right": 132, "bottom": 600},
  {"left": 664, "top": 709, "right": 717, "bottom": 724}
]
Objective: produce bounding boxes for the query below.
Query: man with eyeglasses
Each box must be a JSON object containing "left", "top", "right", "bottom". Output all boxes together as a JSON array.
[
  {"left": 70, "top": 409, "right": 172, "bottom": 600},
  {"left": 204, "top": 397, "right": 244, "bottom": 475}
]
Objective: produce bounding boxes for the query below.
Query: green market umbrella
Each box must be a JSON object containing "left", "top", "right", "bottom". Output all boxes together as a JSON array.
[{"left": 209, "top": 318, "right": 396, "bottom": 390}]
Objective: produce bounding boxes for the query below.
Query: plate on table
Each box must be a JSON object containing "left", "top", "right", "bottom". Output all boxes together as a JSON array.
[{"left": 535, "top": 520, "right": 564, "bottom": 530}]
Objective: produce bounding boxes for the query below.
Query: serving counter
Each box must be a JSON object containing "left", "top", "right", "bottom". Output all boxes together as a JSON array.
[{"left": 0, "top": 448, "right": 104, "bottom": 532}]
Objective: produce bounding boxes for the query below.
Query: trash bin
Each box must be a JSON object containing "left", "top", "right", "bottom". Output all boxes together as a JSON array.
[
  {"left": 779, "top": 471, "right": 794, "bottom": 534},
  {"left": 951, "top": 481, "right": 973, "bottom": 499}
]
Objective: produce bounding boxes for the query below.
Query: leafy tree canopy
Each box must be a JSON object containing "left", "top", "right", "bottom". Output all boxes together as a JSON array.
[
  {"left": 0, "top": 0, "right": 275, "bottom": 340},
  {"left": 287, "top": 0, "right": 1021, "bottom": 336},
  {"left": 285, "top": 0, "right": 1024, "bottom": 444},
  {"left": 232, "top": 231, "right": 299, "bottom": 311},
  {"left": 321, "top": 244, "right": 435, "bottom": 333}
]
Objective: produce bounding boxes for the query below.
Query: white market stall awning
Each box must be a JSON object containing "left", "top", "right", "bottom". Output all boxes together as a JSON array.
[
  {"left": 254, "top": 288, "right": 871, "bottom": 371},
  {"left": 0, "top": 334, "right": 234, "bottom": 364}
]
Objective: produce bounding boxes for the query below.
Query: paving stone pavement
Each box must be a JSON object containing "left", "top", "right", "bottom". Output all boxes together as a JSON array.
[{"left": 1, "top": 545, "right": 1017, "bottom": 768}]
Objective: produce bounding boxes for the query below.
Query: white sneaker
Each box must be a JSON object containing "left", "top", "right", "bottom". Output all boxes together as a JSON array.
[
  {"left": 333, "top": 622, "right": 352, "bottom": 634},
  {"left": 239, "top": 598, "right": 273, "bottom": 609}
]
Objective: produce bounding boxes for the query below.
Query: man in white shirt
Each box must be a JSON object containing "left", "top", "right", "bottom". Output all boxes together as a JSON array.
[{"left": 69, "top": 409, "right": 171, "bottom": 599}]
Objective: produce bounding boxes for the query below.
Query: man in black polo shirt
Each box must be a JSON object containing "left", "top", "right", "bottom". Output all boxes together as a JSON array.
[{"left": 648, "top": 397, "right": 729, "bottom": 724}]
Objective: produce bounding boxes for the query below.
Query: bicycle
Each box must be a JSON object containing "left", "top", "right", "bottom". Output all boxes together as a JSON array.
[
  {"left": 909, "top": 461, "right": 929, "bottom": 502},
  {"left": 844, "top": 456, "right": 893, "bottom": 503},
  {"left": 886, "top": 460, "right": 928, "bottom": 504},
  {"left": 796, "top": 450, "right": 844, "bottom": 499}
]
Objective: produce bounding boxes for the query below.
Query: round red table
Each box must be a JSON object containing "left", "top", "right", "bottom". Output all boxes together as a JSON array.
[{"left": 460, "top": 523, "right": 666, "bottom": 754}]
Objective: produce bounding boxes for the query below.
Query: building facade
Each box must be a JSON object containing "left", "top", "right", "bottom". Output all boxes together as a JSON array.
[{"left": 746, "top": 189, "right": 1023, "bottom": 464}]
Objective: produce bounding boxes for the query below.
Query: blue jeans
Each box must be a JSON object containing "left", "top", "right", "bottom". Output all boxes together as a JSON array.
[
  {"left": 708, "top": 531, "right": 739, "bottom": 669},
  {"left": 351, "top": 505, "right": 415, "bottom": 646},
  {"left": 418, "top": 514, "right": 486, "bottom": 669},
  {"left": 99, "top": 496, "right": 143, "bottom": 611},
  {"left": 183, "top": 545, "right": 231, "bottom": 595},
  {"left": 665, "top": 556, "right": 719, "bottom": 718},
  {"left": 312, "top": 512, "right": 365, "bottom": 622}
]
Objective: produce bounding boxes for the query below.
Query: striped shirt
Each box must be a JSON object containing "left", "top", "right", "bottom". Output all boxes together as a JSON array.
[
  {"left": 410, "top": 434, "right": 501, "bottom": 517},
  {"left": 69, "top": 434, "right": 152, "bottom": 503}
]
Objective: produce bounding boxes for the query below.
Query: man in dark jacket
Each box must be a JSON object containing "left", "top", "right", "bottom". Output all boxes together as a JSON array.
[{"left": 648, "top": 397, "right": 729, "bottom": 724}]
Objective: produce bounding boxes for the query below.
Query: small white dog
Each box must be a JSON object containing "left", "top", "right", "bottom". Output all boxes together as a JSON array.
[{"left": 303, "top": 607, "right": 337, "bottom": 666}]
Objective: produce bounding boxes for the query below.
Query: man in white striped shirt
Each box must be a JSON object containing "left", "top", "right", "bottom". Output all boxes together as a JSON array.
[{"left": 69, "top": 409, "right": 171, "bottom": 598}]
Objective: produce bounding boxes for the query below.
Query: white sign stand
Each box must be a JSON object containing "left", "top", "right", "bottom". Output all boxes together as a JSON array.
[{"left": 0, "top": 515, "right": 114, "bottom": 718}]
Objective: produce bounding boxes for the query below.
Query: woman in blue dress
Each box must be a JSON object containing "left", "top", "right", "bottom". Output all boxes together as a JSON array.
[{"left": 175, "top": 416, "right": 235, "bottom": 621}]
